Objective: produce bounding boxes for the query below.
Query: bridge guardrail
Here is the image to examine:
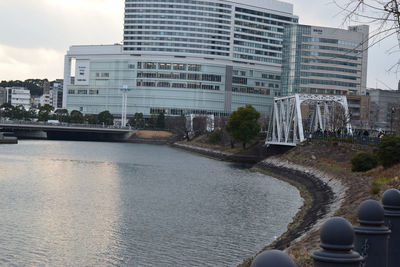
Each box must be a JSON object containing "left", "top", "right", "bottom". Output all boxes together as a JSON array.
[
  {"left": 0, "top": 119, "right": 132, "bottom": 130},
  {"left": 310, "top": 133, "right": 381, "bottom": 146}
]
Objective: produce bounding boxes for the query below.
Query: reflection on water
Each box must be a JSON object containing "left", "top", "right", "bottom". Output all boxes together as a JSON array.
[{"left": 0, "top": 141, "right": 302, "bottom": 266}]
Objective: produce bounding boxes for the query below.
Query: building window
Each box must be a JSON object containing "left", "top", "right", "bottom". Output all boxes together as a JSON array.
[
  {"left": 77, "top": 90, "right": 88, "bottom": 95},
  {"left": 143, "top": 62, "right": 157, "bottom": 69},
  {"left": 173, "top": 63, "right": 186, "bottom": 70},
  {"left": 188, "top": 64, "right": 201, "bottom": 71},
  {"left": 202, "top": 74, "right": 222, "bottom": 82},
  {"left": 158, "top": 63, "right": 171, "bottom": 70},
  {"left": 157, "top": 82, "right": 170, "bottom": 87},
  {"left": 187, "top": 82, "right": 201, "bottom": 89},
  {"left": 68, "top": 90, "right": 75, "bottom": 94},
  {"left": 128, "top": 64, "right": 135, "bottom": 69},
  {"left": 150, "top": 108, "right": 166, "bottom": 115},
  {"left": 172, "top": 83, "right": 186, "bottom": 88},
  {"left": 95, "top": 73, "right": 110, "bottom": 79},
  {"left": 188, "top": 73, "right": 201, "bottom": 80},
  {"left": 232, "top": 77, "right": 247, "bottom": 85},
  {"left": 89, "top": 89, "right": 99, "bottom": 95}
]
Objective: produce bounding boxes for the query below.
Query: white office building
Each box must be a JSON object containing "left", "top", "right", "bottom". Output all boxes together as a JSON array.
[
  {"left": 64, "top": 0, "right": 298, "bottom": 117},
  {"left": 63, "top": 0, "right": 369, "bottom": 118},
  {"left": 6, "top": 88, "right": 31, "bottom": 110},
  {"left": 281, "top": 24, "right": 369, "bottom": 96}
]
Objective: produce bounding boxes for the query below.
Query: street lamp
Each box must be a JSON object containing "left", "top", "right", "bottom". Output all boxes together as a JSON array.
[{"left": 120, "top": 85, "right": 130, "bottom": 128}]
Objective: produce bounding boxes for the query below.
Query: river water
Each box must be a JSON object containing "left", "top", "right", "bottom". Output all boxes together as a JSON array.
[{"left": 0, "top": 140, "right": 302, "bottom": 266}]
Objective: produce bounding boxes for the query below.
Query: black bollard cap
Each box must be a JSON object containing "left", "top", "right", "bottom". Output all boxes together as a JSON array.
[
  {"left": 250, "top": 250, "right": 297, "bottom": 267},
  {"left": 320, "top": 217, "right": 354, "bottom": 251},
  {"left": 382, "top": 189, "right": 400, "bottom": 210},
  {"left": 312, "top": 217, "right": 363, "bottom": 264},
  {"left": 358, "top": 199, "right": 385, "bottom": 225}
]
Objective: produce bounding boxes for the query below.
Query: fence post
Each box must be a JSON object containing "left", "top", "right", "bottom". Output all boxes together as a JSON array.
[
  {"left": 250, "top": 250, "right": 297, "bottom": 267},
  {"left": 353, "top": 199, "right": 390, "bottom": 267},
  {"left": 311, "top": 217, "right": 363, "bottom": 267},
  {"left": 382, "top": 188, "right": 400, "bottom": 267}
]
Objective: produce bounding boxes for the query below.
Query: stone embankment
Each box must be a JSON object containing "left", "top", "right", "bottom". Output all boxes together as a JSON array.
[
  {"left": 174, "top": 140, "right": 378, "bottom": 267},
  {"left": 240, "top": 141, "right": 378, "bottom": 267},
  {"left": 172, "top": 142, "right": 256, "bottom": 163},
  {"left": 0, "top": 132, "right": 17, "bottom": 144}
]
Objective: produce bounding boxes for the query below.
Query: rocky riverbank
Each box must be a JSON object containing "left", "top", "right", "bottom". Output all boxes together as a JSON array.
[{"left": 174, "top": 139, "right": 380, "bottom": 267}]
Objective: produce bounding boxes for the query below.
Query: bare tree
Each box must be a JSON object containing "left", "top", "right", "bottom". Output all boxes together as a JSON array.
[
  {"left": 369, "top": 101, "right": 382, "bottom": 130},
  {"left": 214, "top": 116, "right": 232, "bottom": 145},
  {"left": 193, "top": 116, "right": 208, "bottom": 135},
  {"left": 165, "top": 116, "right": 186, "bottom": 135},
  {"left": 334, "top": 0, "right": 400, "bottom": 68},
  {"left": 388, "top": 103, "right": 400, "bottom": 133},
  {"left": 328, "top": 103, "right": 352, "bottom": 132},
  {"left": 258, "top": 113, "right": 270, "bottom": 132}
]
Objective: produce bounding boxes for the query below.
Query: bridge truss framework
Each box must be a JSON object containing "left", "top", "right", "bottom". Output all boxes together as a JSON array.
[{"left": 266, "top": 94, "right": 352, "bottom": 146}]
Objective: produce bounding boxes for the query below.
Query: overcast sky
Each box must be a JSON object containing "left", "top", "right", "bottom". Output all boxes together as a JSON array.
[{"left": 0, "top": 0, "right": 398, "bottom": 89}]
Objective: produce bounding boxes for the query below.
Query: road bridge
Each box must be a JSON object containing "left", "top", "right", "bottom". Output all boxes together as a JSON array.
[{"left": 0, "top": 121, "right": 135, "bottom": 141}]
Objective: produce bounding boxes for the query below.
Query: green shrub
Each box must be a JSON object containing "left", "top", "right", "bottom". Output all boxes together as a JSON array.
[
  {"left": 343, "top": 137, "right": 352, "bottom": 143},
  {"left": 208, "top": 130, "right": 223, "bottom": 144},
  {"left": 351, "top": 151, "right": 378, "bottom": 172},
  {"left": 377, "top": 135, "right": 400, "bottom": 168},
  {"left": 371, "top": 183, "right": 380, "bottom": 194}
]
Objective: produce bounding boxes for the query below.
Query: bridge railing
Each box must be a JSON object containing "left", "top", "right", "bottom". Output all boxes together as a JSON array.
[
  {"left": 309, "top": 132, "right": 381, "bottom": 146},
  {"left": 250, "top": 188, "right": 400, "bottom": 267},
  {"left": 0, "top": 119, "right": 132, "bottom": 130}
]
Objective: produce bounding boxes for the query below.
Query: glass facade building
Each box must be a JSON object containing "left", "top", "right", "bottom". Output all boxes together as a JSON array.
[
  {"left": 63, "top": 1, "right": 369, "bottom": 118},
  {"left": 281, "top": 24, "right": 369, "bottom": 96},
  {"left": 64, "top": 0, "right": 298, "bottom": 117}
]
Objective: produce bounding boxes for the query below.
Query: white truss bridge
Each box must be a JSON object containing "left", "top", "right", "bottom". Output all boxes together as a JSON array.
[{"left": 266, "top": 94, "right": 353, "bottom": 146}]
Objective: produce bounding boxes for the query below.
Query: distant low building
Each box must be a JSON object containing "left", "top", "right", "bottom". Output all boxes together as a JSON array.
[
  {"left": 43, "top": 80, "right": 50, "bottom": 95},
  {"left": 40, "top": 94, "right": 51, "bottom": 107},
  {"left": 32, "top": 96, "right": 40, "bottom": 108},
  {"left": 6, "top": 87, "right": 31, "bottom": 110},
  {"left": 0, "top": 87, "right": 6, "bottom": 105},
  {"left": 50, "top": 80, "right": 63, "bottom": 109},
  {"left": 367, "top": 88, "right": 400, "bottom": 131},
  {"left": 347, "top": 95, "right": 370, "bottom": 129}
]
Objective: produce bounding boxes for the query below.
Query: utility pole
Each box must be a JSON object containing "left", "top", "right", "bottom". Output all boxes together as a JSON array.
[{"left": 120, "top": 85, "right": 130, "bottom": 128}]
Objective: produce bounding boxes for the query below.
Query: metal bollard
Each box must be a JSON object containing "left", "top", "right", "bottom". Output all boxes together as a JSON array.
[
  {"left": 382, "top": 188, "right": 400, "bottom": 267},
  {"left": 311, "top": 217, "right": 363, "bottom": 267},
  {"left": 353, "top": 199, "right": 390, "bottom": 267},
  {"left": 250, "top": 250, "right": 298, "bottom": 267}
]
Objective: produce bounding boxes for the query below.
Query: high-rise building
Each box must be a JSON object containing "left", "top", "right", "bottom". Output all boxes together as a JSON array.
[
  {"left": 64, "top": 0, "right": 298, "bottom": 117},
  {"left": 281, "top": 24, "right": 369, "bottom": 96},
  {"left": 63, "top": 0, "right": 369, "bottom": 118}
]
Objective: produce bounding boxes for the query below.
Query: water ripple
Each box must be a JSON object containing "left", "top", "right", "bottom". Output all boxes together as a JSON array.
[{"left": 0, "top": 141, "right": 303, "bottom": 266}]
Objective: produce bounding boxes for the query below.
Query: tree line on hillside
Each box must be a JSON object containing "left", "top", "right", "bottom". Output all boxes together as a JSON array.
[{"left": 0, "top": 79, "right": 56, "bottom": 96}]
